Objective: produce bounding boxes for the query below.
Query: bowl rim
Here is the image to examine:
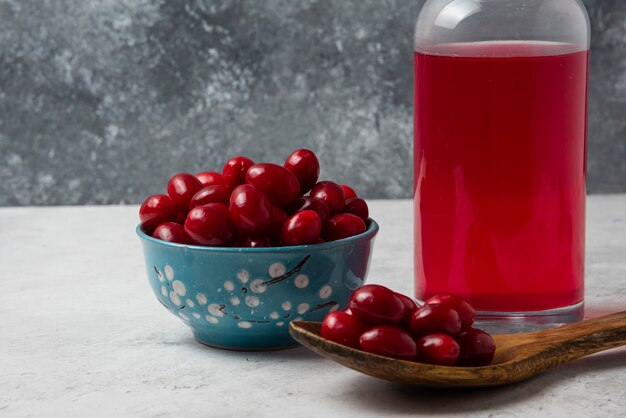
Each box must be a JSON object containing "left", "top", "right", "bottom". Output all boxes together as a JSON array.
[{"left": 136, "top": 218, "right": 379, "bottom": 253}]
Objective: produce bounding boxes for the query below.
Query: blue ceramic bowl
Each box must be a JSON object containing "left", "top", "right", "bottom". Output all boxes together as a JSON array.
[{"left": 137, "top": 220, "right": 378, "bottom": 350}]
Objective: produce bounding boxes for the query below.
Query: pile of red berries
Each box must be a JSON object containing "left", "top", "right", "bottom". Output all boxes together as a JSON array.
[
  {"left": 139, "top": 149, "right": 369, "bottom": 247},
  {"left": 321, "top": 285, "right": 496, "bottom": 366}
]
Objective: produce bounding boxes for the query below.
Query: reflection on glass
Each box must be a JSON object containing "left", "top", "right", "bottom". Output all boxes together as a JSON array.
[{"left": 434, "top": 0, "right": 482, "bottom": 30}]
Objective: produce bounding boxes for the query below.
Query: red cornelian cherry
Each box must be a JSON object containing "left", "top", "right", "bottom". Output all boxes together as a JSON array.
[
  {"left": 359, "top": 326, "right": 417, "bottom": 361},
  {"left": 184, "top": 204, "right": 235, "bottom": 246},
  {"left": 153, "top": 222, "right": 193, "bottom": 244},
  {"left": 222, "top": 156, "right": 254, "bottom": 191},
  {"left": 349, "top": 284, "right": 405, "bottom": 326},
  {"left": 340, "top": 184, "right": 357, "bottom": 200},
  {"left": 323, "top": 213, "right": 366, "bottom": 241},
  {"left": 195, "top": 171, "right": 224, "bottom": 186},
  {"left": 288, "top": 197, "right": 330, "bottom": 223},
  {"left": 415, "top": 333, "right": 460, "bottom": 366},
  {"left": 321, "top": 311, "right": 366, "bottom": 349},
  {"left": 409, "top": 304, "right": 462, "bottom": 337},
  {"left": 425, "top": 294, "right": 476, "bottom": 329},
  {"left": 268, "top": 205, "right": 288, "bottom": 244},
  {"left": 245, "top": 163, "right": 300, "bottom": 207},
  {"left": 395, "top": 292, "right": 419, "bottom": 328},
  {"left": 310, "top": 181, "right": 346, "bottom": 214},
  {"left": 175, "top": 211, "right": 187, "bottom": 225},
  {"left": 280, "top": 210, "right": 322, "bottom": 246},
  {"left": 139, "top": 194, "right": 177, "bottom": 234},
  {"left": 167, "top": 173, "right": 203, "bottom": 213},
  {"left": 204, "top": 202, "right": 230, "bottom": 220},
  {"left": 344, "top": 198, "right": 369, "bottom": 223},
  {"left": 284, "top": 149, "right": 320, "bottom": 194},
  {"left": 455, "top": 328, "right": 496, "bottom": 366},
  {"left": 190, "top": 185, "right": 230, "bottom": 208},
  {"left": 229, "top": 184, "right": 273, "bottom": 235}
]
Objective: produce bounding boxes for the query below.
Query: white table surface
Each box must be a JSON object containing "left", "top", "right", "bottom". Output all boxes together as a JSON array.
[{"left": 1, "top": 197, "right": 625, "bottom": 417}]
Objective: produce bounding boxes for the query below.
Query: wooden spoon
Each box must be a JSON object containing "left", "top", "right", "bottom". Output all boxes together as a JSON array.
[{"left": 289, "top": 311, "right": 626, "bottom": 388}]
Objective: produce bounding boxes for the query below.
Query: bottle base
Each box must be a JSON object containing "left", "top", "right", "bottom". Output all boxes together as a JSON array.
[{"left": 472, "top": 301, "right": 584, "bottom": 334}]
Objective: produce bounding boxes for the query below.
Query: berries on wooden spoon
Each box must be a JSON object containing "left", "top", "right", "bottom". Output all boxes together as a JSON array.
[{"left": 319, "top": 286, "right": 495, "bottom": 367}]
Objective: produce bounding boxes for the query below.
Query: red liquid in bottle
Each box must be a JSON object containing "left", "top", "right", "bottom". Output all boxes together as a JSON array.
[{"left": 414, "top": 42, "right": 588, "bottom": 312}]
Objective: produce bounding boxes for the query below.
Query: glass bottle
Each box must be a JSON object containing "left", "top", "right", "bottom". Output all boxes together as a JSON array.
[{"left": 413, "top": 0, "right": 590, "bottom": 331}]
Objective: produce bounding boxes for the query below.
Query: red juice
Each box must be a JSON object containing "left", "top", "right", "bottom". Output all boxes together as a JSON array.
[{"left": 414, "top": 42, "right": 588, "bottom": 312}]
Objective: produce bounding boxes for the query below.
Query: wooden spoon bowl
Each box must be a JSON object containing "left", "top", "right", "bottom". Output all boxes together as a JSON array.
[{"left": 289, "top": 311, "right": 626, "bottom": 388}]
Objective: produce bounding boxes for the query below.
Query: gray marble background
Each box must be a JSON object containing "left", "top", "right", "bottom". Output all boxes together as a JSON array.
[{"left": 0, "top": 0, "right": 624, "bottom": 206}]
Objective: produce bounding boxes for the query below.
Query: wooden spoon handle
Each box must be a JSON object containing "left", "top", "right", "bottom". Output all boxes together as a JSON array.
[{"left": 503, "top": 311, "right": 626, "bottom": 365}]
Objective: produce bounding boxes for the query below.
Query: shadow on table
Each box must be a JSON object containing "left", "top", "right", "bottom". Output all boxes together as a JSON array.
[
  {"left": 328, "top": 348, "right": 626, "bottom": 415},
  {"left": 184, "top": 334, "right": 322, "bottom": 362},
  {"left": 584, "top": 305, "right": 625, "bottom": 320}
]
